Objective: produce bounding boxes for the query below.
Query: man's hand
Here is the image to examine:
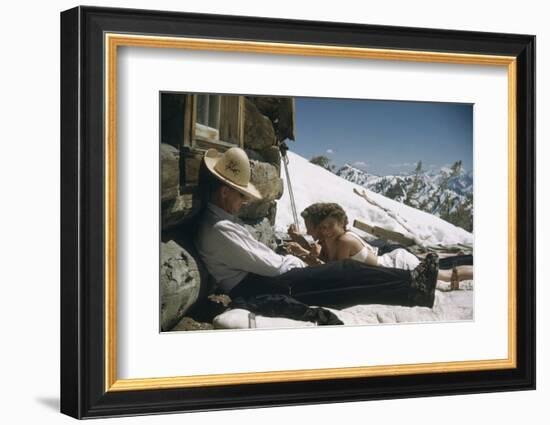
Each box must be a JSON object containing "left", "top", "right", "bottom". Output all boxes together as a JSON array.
[
  {"left": 284, "top": 241, "right": 309, "bottom": 257},
  {"left": 287, "top": 224, "right": 299, "bottom": 238},
  {"left": 287, "top": 223, "right": 310, "bottom": 249}
]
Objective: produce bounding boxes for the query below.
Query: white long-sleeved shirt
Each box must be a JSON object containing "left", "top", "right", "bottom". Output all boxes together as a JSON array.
[{"left": 195, "top": 203, "right": 307, "bottom": 293}]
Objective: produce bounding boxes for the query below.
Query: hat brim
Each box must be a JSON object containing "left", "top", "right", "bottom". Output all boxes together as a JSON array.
[{"left": 204, "top": 149, "right": 263, "bottom": 201}]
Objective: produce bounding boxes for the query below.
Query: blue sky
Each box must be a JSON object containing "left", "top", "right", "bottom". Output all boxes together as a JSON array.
[{"left": 290, "top": 97, "right": 473, "bottom": 176}]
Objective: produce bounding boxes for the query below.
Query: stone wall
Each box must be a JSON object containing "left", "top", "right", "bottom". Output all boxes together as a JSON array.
[
  {"left": 159, "top": 95, "right": 294, "bottom": 331},
  {"left": 238, "top": 98, "right": 285, "bottom": 226}
]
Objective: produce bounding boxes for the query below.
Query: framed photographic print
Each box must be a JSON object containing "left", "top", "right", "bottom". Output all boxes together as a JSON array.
[{"left": 60, "top": 5, "right": 535, "bottom": 419}]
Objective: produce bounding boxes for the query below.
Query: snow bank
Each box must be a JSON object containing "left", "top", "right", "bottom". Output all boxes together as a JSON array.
[{"left": 276, "top": 151, "right": 473, "bottom": 247}]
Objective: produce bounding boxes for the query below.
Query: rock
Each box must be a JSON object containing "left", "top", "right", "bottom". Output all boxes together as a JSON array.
[
  {"left": 258, "top": 145, "right": 282, "bottom": 173},
  {"left": 246, "top": 96, "right": 295, "bottom": 142},
  {"left": 239, "top": 201, "right": 272, "bottom": 222},
  {"left": 249, "top": 160, "right": 283, "bottom": 201},
  {"left": 244, "top": 99, "right": 276, "bottom": 150},
  {"left": 171, "top": 317, "right": 214, "bottom": 332},
  {"left": 242, "top": 217, "right": 278, "bottom": 251},
  {"left": 160, "top": 240, "right": 202, "bottom": 331},
  {"left": 162, "top": 191, "right": 203, "bottom": 229},
  {"left": 161, "top": 144, "right": 179, "bottom": 202},
  {"left": 238, "top": 160, "right": 282, "bottom": 221},
  {"left": 244, "top": 148, "right": 265, "bottom": 162},
  {"left": 266, "top": 202, "right": 278, "bottom": 226}
]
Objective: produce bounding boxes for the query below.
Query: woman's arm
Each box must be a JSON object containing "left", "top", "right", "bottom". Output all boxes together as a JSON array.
[{"left": 318, "top": 240, "right": 329, "bottom": 263}]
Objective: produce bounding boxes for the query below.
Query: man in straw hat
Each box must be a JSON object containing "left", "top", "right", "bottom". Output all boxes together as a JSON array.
[{"left": 195, "top": 147, "right": 439, "bottom": 308}]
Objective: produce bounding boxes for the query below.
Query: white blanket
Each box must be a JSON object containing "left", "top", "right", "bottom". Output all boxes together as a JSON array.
[{"left": 213, "top": 281, "right": 473, "bottom": 330}]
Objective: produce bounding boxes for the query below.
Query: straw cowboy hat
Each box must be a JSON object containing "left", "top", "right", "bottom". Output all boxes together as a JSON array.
[{"left": 203, "top": 147, "right": 262, "bottom": 201}]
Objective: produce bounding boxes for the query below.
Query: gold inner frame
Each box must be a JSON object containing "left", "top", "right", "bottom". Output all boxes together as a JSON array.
[{"left": 104, "top": 33, "right": 518, "bottom": 392}]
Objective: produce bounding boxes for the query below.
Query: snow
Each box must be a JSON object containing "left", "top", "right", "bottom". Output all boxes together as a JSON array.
[{"left": 276, "top": 151, "right": 473, "bottom": 247}]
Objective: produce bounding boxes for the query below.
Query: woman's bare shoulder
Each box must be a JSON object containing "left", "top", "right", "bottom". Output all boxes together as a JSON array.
[{"left": 337, "top": 233, "right": 362, "bottom": 248}]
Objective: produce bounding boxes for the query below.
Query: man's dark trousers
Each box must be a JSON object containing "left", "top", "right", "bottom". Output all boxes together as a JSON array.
[{"left": 229, "top": 259, "right": 414, "bottom": 308}]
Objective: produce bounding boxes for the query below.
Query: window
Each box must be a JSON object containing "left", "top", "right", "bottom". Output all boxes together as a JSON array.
[
  {"left": 191, "top": 95, "right": 243, "bottom": 149},
  {"left": 178, "top": 94, "right": 245, "bottom": 186},
  {"left": 195, "top": 95, "right": 221, "bottom": 140}
]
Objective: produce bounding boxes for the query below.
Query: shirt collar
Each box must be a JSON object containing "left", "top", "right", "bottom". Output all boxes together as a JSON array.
[{"left": 207, "top": 202, "right": 236, "bottom": 222}]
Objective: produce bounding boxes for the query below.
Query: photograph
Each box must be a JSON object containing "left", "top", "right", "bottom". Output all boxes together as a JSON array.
[
  {"left": 160, "top": 93, "right": 475, "bottom": 332},
  {"left": 59, "top": 5, "right": 535, "bottom": 418}
]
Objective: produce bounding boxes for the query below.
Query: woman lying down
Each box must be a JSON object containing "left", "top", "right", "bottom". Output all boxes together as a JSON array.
[{"left": 285, "top": 202, "right": 473, "bottom": 287}]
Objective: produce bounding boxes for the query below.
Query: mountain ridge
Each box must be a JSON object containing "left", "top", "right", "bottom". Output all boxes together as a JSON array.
[{"left": 335, "top": 163, "right": 473, "bottom": 231}]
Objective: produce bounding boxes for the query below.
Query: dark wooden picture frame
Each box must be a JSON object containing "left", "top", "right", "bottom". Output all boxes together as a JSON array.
[{"left": 60, "top": 5, "right": 535, "bottom": 419}]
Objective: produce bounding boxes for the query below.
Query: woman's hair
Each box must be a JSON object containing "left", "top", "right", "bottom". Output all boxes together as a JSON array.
[
  {"left": 319, "top": 203, "right": 349, "bottom": 229},
  {"left": 301, "top": 202, "right": 349, "bottom": 229},
  {"left": 300, "top": 203, "right": 326, "bottom": 226}
]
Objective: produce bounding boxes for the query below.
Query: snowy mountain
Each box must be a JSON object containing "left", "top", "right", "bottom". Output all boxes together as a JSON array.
[
  {"left": 276, "top": 152, "right": 473, "bottom": 247},
  {"left": 334, "top": 164, "right": 380, "bottom": 187},
  {"left": 335, "top": 163, "right": 473, "bottom": 231}
]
